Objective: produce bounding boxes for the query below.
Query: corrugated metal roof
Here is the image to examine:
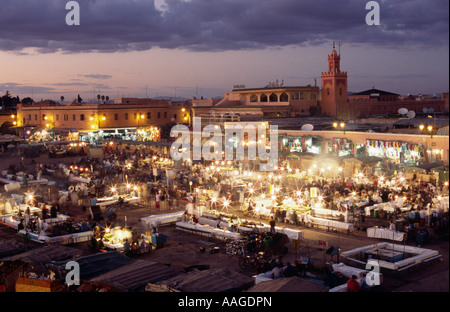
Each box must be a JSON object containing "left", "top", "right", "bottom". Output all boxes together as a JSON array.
[
  {"left": 0, "top": 241, "right": 31, "bottom": 259},
  {"left": 89, "top": 260, "right": 180, "bottom": 292},
  {"left": 246, "top": 276, "right": 329, "bottom": 292},
  {"left": 156, "top": 269, "right": 253, "bottom": 292},
  {"left": 1, "top": 246, "right": 81, "bottom": 264},
  {"left": 48, "top": 251, "right": 133, "bottom": 279}
]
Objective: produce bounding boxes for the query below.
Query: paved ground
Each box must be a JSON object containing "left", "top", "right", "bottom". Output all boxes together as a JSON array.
[{"left": 0, "top": 150, "right": 448, "bottom": 292}]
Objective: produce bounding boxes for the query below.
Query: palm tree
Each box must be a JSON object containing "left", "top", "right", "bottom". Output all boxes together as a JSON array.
[
  {"left": 97, "top": 94, "right": 101, "bottom": 103},
  {"left": 101, "top": 95, "right": 105, "bottom": 103},
  {"left": 106, "top": 96, "right": 109, "bottom": 103},
  {"left": 60, "top": 96, "right": 64, "bottom": 104}
]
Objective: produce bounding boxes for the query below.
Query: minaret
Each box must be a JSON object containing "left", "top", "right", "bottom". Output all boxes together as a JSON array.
[{"left": 320, "top": 42, "right": 348, "bottom": 119}]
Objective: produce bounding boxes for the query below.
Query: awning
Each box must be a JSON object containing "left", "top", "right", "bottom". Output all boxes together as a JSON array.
[{"left": 1, "top": 246, "right": 81, "bottom": 265}]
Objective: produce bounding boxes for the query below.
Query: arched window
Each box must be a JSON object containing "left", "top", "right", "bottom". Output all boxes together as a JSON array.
[
  {"left": 269, "top": 93, "right": 278, "bottom": 102},
  {"left": 260, "top": 94, "right": 268, "bottom": 102},
  {"left": 300, "top": 92, "right": 305, "bottom": 100},
  {"left": 291, "top": 92, "right": 299, "bottom": 100},
  {"left": 311, "top": 93, "right": 317, "bottom": 100},
  {"left": 280, "top": 93, "right": 289, "bottom": 102},
  {"left": 250, "top": 94, "right": 258, "bottom": 102}
]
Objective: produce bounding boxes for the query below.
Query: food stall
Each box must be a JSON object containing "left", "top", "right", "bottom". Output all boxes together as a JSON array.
[
  {"left": 100, "top": 226, "right": 153, "bottom": 253},
  {"left": 366, "top": 227, "right": 407, "bottom": 242}
]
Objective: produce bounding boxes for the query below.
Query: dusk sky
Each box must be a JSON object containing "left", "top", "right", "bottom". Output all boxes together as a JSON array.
[{"left": 0, "top": 0, "right": 448, "bottom": 102}]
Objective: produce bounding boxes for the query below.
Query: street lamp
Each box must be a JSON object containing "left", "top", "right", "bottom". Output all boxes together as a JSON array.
[
  {"left": 427, "top": 125, "right": 433, "bottom": 137},
  {"left": 137, "top": 113, "right": 145, "bottom": 128},
  {"left": 99, "top": 115, "right": 106, "bottom": 129},
  {"left": 11, "top": 114, "right": 17, "bottom": 126},
  {"left": 333, "top": 121, "right": 346, "bottom": 133},
  {"left": 419, "top": 124, "right": 433, "bottom": 137}
]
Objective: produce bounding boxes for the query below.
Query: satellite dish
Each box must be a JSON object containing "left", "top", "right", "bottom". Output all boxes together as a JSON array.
[
  {"left": 301, "top": 124, "right": 314, "bottom": 131},
  {"left": 407, "top": 110, "right": 416, "bottom": 119},
  {"left": 423, "top": 108, "right": 429, "bottom": 113},
  {"left": 398, "top": 108, "right": 408, "bottom": 115}
]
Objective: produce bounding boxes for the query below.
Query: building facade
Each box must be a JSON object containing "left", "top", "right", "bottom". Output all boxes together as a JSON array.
[
  {"left": 192, "top": 83, "right": 321, "bottom": 121},
  {"left": 15, "top": 98, "right": 189, "bottom": 141},
  {"left": 345, "top": 89, "right": 446, "bottom": 119}
]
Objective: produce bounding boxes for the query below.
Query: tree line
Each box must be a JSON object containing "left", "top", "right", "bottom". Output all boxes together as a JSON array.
[{"left": 0, "top": 90, "right": 88, "bottom": 108}]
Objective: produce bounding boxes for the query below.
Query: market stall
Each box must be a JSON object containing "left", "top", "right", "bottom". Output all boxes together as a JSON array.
[
  {"left": 175, "top": 221, "right": 240, "bottom": 240},
  {"left": 366, "top": 227, "right": 407, "bottom": 242},
  {"left": 341, "top": 242, "right": 441, "bottom": 271},
  {"left": 307, "top": 216, "right": 354, "bottom": 232},
  {"left": 0, "top": 213, "right": 71, "bottom": 230},
  {"left": 140, "top": 211, "right": 185, "bottom": 228},
  {"left": 17, "top": 229, "right": 92, "bottom": 245},
  {"left": 93, "top": 194, "right": 140, "bottom": 207}
]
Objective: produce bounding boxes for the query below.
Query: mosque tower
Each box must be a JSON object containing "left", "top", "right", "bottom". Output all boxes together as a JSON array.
[{"left": 320, "top": 42, "right": 348, "bottom": 119}]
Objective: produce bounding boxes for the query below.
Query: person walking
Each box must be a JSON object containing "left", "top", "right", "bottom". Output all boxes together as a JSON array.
[
  {"left": 269, "top": 216, "right": 276, "bottom": 233},
  {"left": 155, "top": 191, "right": 161, "bottom": 210}
]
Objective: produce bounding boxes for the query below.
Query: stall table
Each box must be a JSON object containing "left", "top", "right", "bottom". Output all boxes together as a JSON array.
[
  {"left": 367, "top": 227, "right": 406, "bottom": 242},
  {"left": 175, "top": 221, "right": 240, "bottom": 240},
  {"left": 308, "top": 216, "right": 353, "bottom": 232}
]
